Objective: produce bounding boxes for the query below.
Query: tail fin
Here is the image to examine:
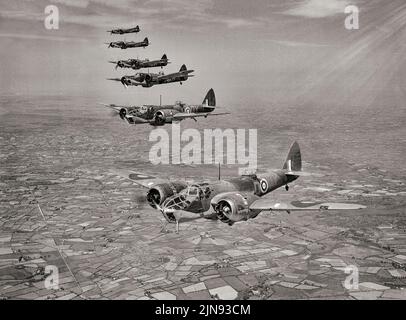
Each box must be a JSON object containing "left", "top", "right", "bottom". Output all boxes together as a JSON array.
[
  {"left": 283, "top": 141, "right": 301, "bottom": 172},
  {"left": 161, "top": 54, "right": 167, "bottom": 61},
  {"left": 180, "top": 64, "right": 187, "bottom": 72},
  {"left": 144, "top": 37, "right": 149, "bottom": 44},
  {"left": 202, "top": 88, "right": 216, "bottom": 107}
]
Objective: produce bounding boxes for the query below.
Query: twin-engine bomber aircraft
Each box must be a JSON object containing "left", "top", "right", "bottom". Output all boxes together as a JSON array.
[
  {"left": 101, "top": 89, "right": 228, "bottom": 126},
  {"left": 109, "top": 54, "right": 169, "bottom": 70},
  {"left": 112, "top": 142, "right": 366, "bottom": 232},
  {"left": 108, "top": 64, "right": 194, "bottom": 88},
  {"left": 108, "top": 25, "right": 140, "bottom": 35},
  {"left": 106, "top": 37, "right": 149, "bottom": 49}
]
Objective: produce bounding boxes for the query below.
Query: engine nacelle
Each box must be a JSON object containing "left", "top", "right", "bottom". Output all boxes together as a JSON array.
[
  {"left": 146, "top": 181, "right": 188, "bottom": 208},
  {"left": 119, "top": 108, "right": 128, "bottom": 120},
  {"left": 144, "top": 73, "right": 157, "bottom": 84},
  {"left": 210, "top": 192, "right": 261, "bottom": 225},
  {"left": 153, "top": 110, "right": 173, "bottom": 125},
  {"left": 119, "top": 107, "right": 140, "bottom": 120}
]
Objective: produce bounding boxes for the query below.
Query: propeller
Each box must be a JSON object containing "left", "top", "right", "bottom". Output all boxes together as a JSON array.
[
  {"left": 121, "top": 77, "right": 129, "bottom": 89},
  {"left": 108, "top": 61, "right": 120, "bottom": 69},
  {"left": 150, "top": 200, "right": 180, "bottom": 232},
  {"left": 107, "top": 77, "right": 122, "bottom": 82}
]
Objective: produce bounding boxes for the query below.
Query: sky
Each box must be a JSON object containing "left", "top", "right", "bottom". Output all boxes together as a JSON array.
[{"left": 0, "top": 0, "right": 405, "bottom": 109}]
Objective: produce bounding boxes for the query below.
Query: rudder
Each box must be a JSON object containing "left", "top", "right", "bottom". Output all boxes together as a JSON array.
[
  {"left": 202, "top": 88, "right": 216, "bottom": 107},
  {"left": 283, "top": 141, "right": 301, "bottom": 172}
]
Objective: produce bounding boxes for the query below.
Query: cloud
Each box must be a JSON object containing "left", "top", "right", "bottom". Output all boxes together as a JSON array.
[
  {"left": 284, "top": 0, "right": 350, "bottom": 18},
  {"left": 268, "top": 39, "right": 332, "bottom": 47},
  {"left": 0, "top": 32, "right": 90, "bottom": 42},
  {"left": 0, "top": 0, "right": 271, "bottom": 31}
]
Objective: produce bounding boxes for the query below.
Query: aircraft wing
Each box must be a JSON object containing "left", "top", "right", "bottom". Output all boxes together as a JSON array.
[
  {"left": 124, "top": 115, "right": 150, "bottom": 124},
  {"left": 249, "top": 199, "right": 366, "bottom": 212},
  {"left": 99, "top": 103, "right": 129, "bottom": 112},
  {"left": 172, "top": 112, "right": 230, "bottom": 120},
  {"left": 110, "top": 169, "right": 168, "bottom": 188},
  {"left": 142, "top": 104, "right": 175, "bottom": 109},
  {"left": 156, "top": 70, "right": 191, "bottom": 81},
  {"left": 155, "top": 73, "right": 176, "bottom": 81}
]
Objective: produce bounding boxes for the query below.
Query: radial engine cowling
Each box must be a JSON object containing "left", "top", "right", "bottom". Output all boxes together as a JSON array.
[
  {"left": 210, "top": 192, "right": 261, "bottom": 225},
  {"left": 119, "top": 108, "right": 128, "bottom": 120},
  {"left": 144, "top": 74, "right": 156, "bottom": 83},
  {"left": 146, "top": 181, "right": 188, "bottom": 208},
  {"left": 153, "top": 110, "right": 173, "bottom": 125}
]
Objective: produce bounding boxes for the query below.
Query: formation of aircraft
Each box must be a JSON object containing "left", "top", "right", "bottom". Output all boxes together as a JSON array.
[
  {"left": 103, "top": 26, "right": 366, "bottom": 235},
  {"left": 107, "top": 25, "right": 140, "bottom": 35},
  {"left": 112, "top": 142, "right": 366, "bottom": 233},
  {"left": 101, "top": 89, "right": 228, "bottom": 126},
  {"left": 106, "top": 37, "right": 149, "bottom": 49},
  {"left": 108, "top": 64, "right": 194, "bottom": 88},
  {"left": 109, "top": 54, "right": 170, "bottom": 70}
]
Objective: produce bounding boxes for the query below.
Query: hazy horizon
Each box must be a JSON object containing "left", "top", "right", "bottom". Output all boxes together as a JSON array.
[{"left": 0, "top": 0, "right": 405, "bottom": 110}]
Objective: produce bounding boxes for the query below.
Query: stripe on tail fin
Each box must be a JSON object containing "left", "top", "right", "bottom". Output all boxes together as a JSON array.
[
  {"left": 202, "top": 88, "right": 216, "bottom": 107},
  {"left": 283, "top": 141, "right": 301, "bottom": 172}
]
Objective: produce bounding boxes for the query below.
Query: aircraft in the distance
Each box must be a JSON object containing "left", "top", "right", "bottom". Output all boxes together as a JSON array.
[
  {"left": 107, "top": 25, "right": 140, "bottom": 35},
  {"left": 101, "top": 88, "right": 228, "bottom": 126},
  {"left": 112, "top": 142, "right": 366, "bottom": 232},
  {"left": 108, "top": 64, "right": 194, "bottom": 88},
  {"left": 109, "top": 54, "right": 170, "bottom": 70},
  {"left": 106, "top": 37, "right": 149, "bottom": 49}
]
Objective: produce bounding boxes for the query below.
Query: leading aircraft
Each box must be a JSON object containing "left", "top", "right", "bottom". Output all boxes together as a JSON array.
[
  {"left": 108, "top": 64, "right": 194, "bottom": 88},
  {"left": 106, "top": 37, "right": 149, "bottom": 49},
  {"left": 107, "top": 25, "right": 140, "bottom": 35},
  {"left": 101, "top": 88, "right": 228, "bottom": 126},
  {"left": 109, "top": 54, "right": 170, "bottom": 70},
  {"left": 112, "top": 142, "right": 366, "bottom": 232}
]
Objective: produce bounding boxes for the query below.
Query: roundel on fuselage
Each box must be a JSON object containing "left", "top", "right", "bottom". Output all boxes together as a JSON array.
[
  {"left": 260, "top": 179, "right": 268, "bottom": 193},
  {"left": 184, "top": 106, "right": 191, "bottom": 113}
]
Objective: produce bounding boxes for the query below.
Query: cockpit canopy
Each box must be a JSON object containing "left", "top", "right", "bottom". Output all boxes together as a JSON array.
[
  {"left": 139, "top": 105, "right": 153, "bottom": 114},
  {"left": 175, "top": 101, "right": 186, "bottom": 107},
  {"left": 180, "top": 185, "right": 201, "bottom": 197},
  {"left": 163, "top": 185, "right": 202, "bottom": 210}
]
